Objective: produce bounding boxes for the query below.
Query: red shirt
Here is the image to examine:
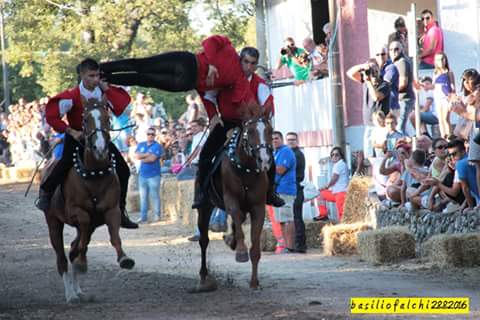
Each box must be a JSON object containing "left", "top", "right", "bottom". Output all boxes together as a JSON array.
[
  {"left": 195, "top": 35, "right": 255, "bottom": 107},
  {"left": 46, "top": 85, "right": 130, "bottom": 133}
]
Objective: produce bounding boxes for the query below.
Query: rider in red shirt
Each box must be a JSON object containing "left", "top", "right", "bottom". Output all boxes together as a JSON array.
[{"left": 37, "top": 58, "right": 138, "bottom": 229}]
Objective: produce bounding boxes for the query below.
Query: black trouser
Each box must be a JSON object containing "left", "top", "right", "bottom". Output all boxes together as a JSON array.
[
  {"left": 100, "top": 51, "right": 198, "bottom": 92},
  {"left": 41, "top": 134, "right": 130, "bottom": 208},
  {"left": 197, "top": 121, "right": 238, "bottom": 189},
  {"left": 294, "top": 186, "right": 306, "bottom": 250}
]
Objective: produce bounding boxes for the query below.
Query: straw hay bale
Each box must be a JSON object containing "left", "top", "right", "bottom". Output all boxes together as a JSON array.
[
  {"left": 177, "top": 179, "right": 195, "bottom": 225},
  {"left": 261, "top": 226, "right": 277, "bottom": 252},
  {"left": 305, "top": 221, "right": 328, "bottom": 248},
  {"left": 126, "top": 191, "right": 140, "bottom": 213},
  {"left": 422, "top": 233, "right": 480, "bottom": 267},
  {"left": 342, "top": 175, "right": 373, "bottom": 224},
  {"left": 161, "top": 177, "right": 179, "bottom": 221},
  {"left": 322, "top": 223, "right": 372, "bottom": 256},
  {"left": 15, "top": 167, "right": 35, "bottom": 180},
  {"left": 357, "top": 227, "right": 416, "bottom": 264}
]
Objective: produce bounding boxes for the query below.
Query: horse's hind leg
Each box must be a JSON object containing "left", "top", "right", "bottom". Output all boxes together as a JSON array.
[
  {"left": 192, "top": 204, "right": 217, "bottom": 293},
  {"left": 223, "top": 221, "right": 237, "bottom": 250},
  {"left": 248, "top": 204, "right": 266, "bottom": 289},
  {"left": 45, "top": 214, "right": 79, "bottom": 303},
  {"left": 105, "top": 208, "right": 135, "bottom": 269}
]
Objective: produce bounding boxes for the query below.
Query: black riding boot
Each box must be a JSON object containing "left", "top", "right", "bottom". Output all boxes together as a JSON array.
[
  {"left": 266, "top": 162, "right": 285, "bottom": 207},
  {"left": 192, "top": 169, "right": 207, "bottom": 209},
  {"left": 35, "top": 188, "right": 52, "bottom": 211}
]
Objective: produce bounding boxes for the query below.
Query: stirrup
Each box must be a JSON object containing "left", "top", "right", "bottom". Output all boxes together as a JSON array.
[{"left": 120, "top": 209, "right": 138, "bottom": 229}]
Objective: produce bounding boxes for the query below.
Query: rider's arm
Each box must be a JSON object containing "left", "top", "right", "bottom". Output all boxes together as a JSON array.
[{"left": 103, "top": 84, "right": 131, "bottom": 116}]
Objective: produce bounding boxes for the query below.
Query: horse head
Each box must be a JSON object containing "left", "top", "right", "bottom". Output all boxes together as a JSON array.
[
  {"left": 241, "top": 107, "right": 273, "bottom": 172},
  {"left": 81, "top": 96, "right": 111, "bottom": 162}
]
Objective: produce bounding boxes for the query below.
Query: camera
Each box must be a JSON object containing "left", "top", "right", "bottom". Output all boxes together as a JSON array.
[
  {"left": 280, "top": 47, "right": 289, "bottom": 55},
  {"left": 360, "top": 68, "right": 371, "bottom": 77}
]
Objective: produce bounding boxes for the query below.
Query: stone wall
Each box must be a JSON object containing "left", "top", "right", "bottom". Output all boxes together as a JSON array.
[{"left": 375, "top": 207, "right": 480, "bottom": 242}]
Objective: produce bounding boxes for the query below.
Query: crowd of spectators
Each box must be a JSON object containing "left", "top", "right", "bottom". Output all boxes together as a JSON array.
[{"left": 343, "top": 8, "right": 480, "bottom": 214}]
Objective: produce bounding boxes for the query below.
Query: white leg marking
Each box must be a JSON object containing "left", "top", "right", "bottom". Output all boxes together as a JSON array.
[
  {"left": 62, "top": 272, "right": 79, "bottom": 303},
  {"left": 72, "top": 267, "right": 84, "bottom": 297}
]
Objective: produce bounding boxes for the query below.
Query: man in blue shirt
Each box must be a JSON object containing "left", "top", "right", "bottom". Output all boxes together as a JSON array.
[
  {"left": 272, "top": 131, "right": 297, "bottom": 253},
  {"left": 450, "top": 140, "right": 479, "bottom": 209},
  {"left": 376, "top": 44, "right": 400, "bottom": 113},
  {"left": 135, "top": 127, "right": 164, "bottom": 223}
]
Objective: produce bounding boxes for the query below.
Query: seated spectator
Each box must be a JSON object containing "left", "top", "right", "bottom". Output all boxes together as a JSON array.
[
  {"left": 409, "top": 76, "right": 437, "bottom": 133},
  {"left": 315, "top": 147, "right": 349, "bottom": 222},
  {"left": 380, "top": 142, "right": 411, "bottom": 205},
  {"left": 276, "top": 37, "right": 312, "bottom": 81},
  {"left": 401, "top": 150, "right": 429, "bottom": 208},
  {"left": 423, "top": 139, "right": 466, "bottom": 212},
  {"left": 385, "top": 113, "right": 404, "bottom": 141}
]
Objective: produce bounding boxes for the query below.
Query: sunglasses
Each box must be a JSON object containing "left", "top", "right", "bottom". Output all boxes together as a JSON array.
[
  {"left": 389, "top": 48, "right": 400, "bottom": 52},
  {"left": 160, "top": 131, "right": 168, "bottom": 134},
  {"left": 147, "top": 133, "right": 155, "bottom": 136},
  {"left": 447, "top": 151, "right": 458, "bottom": 158},
  {"left": 436, "top": 145, "right": 447, "bottom": 150},
  {"left": 422, "top": 16, "right": 431, "bottom": 21},
  {"left": 376, "top": 53, "right": 387, "bottom": 57}
]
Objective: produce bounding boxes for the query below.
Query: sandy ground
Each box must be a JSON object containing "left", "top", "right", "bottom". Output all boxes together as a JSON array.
[{"left": 0, "top": 183, "right": 479, "bottom": 320}]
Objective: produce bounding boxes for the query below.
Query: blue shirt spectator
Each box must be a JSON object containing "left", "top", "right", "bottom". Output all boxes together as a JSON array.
[
  {"left": 136, "top": 140, "right": 164, "bottom": 178},
  {"left": 456, "top": 156, "right": 479, "bottom": 202},
  {"left": 274, "top": 144, "right": 297, "bottom": 195},
  {"left": 52, "top": 133, "right": 65, "bottom": 160},
  {"left": 111, "top": 105, "right": 133, "bottom": 153},
  {"left": 381, "top": 59, "right": 400, "bottom": 110}
]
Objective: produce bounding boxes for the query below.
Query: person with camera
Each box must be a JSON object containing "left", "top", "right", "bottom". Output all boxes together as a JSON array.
[{"left": 275, "top": 37, "right": 311, "bottom": 81}]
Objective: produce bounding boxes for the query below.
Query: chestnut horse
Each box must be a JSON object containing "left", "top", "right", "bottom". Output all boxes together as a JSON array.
[
  {"left": 42, "top": 97, "right": 134, "bottom": 303},
  {"left": 194, "top": 110, "right": 273, "bottom": 292}
]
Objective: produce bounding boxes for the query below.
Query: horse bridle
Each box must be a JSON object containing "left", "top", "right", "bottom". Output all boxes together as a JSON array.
[
  {"left": 241, "top": 118, "right": 273, "bottom": 156},
  {"left": 82, "top": 104, "right": 111, "bottom": 144}
]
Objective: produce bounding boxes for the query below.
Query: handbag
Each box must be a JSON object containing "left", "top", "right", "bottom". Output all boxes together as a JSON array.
[{"left": 302, "top": 181, "right": 319, "bottom": 201}]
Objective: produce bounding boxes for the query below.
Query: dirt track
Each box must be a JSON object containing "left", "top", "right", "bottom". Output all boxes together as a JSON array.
[{"left": 0, "top": 183, "right": 479, "bottom": 320}]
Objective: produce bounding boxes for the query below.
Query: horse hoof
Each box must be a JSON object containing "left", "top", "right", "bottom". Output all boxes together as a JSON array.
[
  {"left": 119, "top": 256, "right": 135, "bottom": 270},
  {"left": 250, "top": 281, "right": 260, "bottom": 290},
  {"left": 66, "top": 294, "right": 80, "bottom": 304},
  {"left": 235, "top": 251, "right": 249, "bottom": 263},
  {"left": 223, "top": 234, "right": 236, "bottom": 250},
  {"left": 73, "top": 262, "right": 87, "bottom": 274},
  {"left": 188, "top": 276, "right": 218, "bottom": 293}
]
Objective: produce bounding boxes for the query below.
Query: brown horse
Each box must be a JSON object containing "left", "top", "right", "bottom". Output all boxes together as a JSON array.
[
  {"left": 194, "top": 109, "right": 273, "bottom": 292},
  {"left": 43, "top": 97, "right": 134, "bottom": 303}
]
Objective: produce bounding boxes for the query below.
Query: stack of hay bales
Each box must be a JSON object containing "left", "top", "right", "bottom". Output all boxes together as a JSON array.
[
  {"left": 305, "top": 221, "right": 328, "bottom": 248},
  {"left": 422, "top": 233, "right": 480, "bottom": 267},
  {"left": 342, "top": 175, "right": 374, "bottom": 224},
  {"left": 126, "top": 173, "right": 140, "bottom": 213},
  {"left": 323, "top": 223, "right": 372, "bottom": 255},
  {"left": 261, "top": 226, "right": 277, "bottom": 252},
  {"left": 160, "top": 176, "right": 196, "bottom": 225},
  {"left": 357, "top": 227, "right": 416, "bottom": 264}
]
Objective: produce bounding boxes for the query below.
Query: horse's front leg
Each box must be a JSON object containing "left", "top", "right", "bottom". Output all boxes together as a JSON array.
[
  {"left": 224, "top": 197, "right": 249, "bottom": 263},
  {"left": 191, "top": 204, "right": 217, "bottom": 293},
  {"left": 71, "top": 207, "right": 91, "bottom": 274},
  {"left": 248, "top": 204, "right": 266, "bottom": 289},
  {"left": 104, "top": 207, "right": 135, "bottom": 269}
]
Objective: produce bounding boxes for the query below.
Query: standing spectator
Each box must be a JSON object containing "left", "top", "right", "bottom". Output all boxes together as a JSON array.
[
  {"left": 303, "top": 37, "right": 328, "bottom": 79},
  {"left": 431, "top": 52, "right": 455, "bottom": 138},
  {"left": 419, "top": 9, "right": 444, "bottom": 69},
  {"left": 376, "top": 44, "right": 400, "bottom": 113},
  {"left": 409, "top": 76, "right": 437, "bottom": 133},
  {"left": 347, "top": 59, "right": 391, "bottom": 159},
  {"left": 272, "top": 131, "right": 297, "bottom": 253},
  {"left": 388, "top": 17, "right": 409, "bottom": 56},
  {"left": 389, "top": 41, "right": 415, "bottom": 135},
  {"left": 451, "top": 69, "right": 479, "bottom": 140},
  {"left": 178, "top": 94, "right": 201, "bottom": 125},
  {"left": 315, "top": 147, "right": 349, "bottom": 222},
  {"left": 286, "top": 132, "right": 306, "bottom": 253},
  {"left": 276, "top": 37, "right": 311, "bottom": 81},
  {"left": 135, "top": 127, "right": 164, "bottom": 223},
  {"left": 187, "top": 118, "right": 207, "bottom": 169}
]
